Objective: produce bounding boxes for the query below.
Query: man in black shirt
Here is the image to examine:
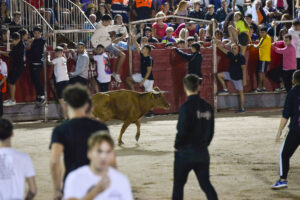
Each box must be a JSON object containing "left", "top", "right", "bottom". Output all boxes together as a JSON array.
[
  {"left": 174, "top": 43, "right": 203, "bottom": 79},
  {"left": 137, "top": 27, "right": 159, "bottom": 44},
  {"left": 271, "top": 70, "right": 300, "bottom": 190},
  {"left": 215, "top": 39, "right": 246, "bottom": 113},
  {"left": 9, "top": 12, "right": 22, "bottom": 35},
  {"left": 188, "top": 1, "right": 205, "bottom": 20},
  {"left": 27, "top": 26, "right": 46, "bottom": 103},
  {"left": 216, "top": 0, "right": 231, "bottom": 22},
  {"left": 172, "top": 74, "right": 218, "bottom": 200},
  {"left": 204, "top": 4, "right": 216, "bottom": 21},
  {"left": 50, "top": 84, "right": 109, "bottom": 199},
  {"left": 2, "top": 32, "right": 25, "bottom": 106}
]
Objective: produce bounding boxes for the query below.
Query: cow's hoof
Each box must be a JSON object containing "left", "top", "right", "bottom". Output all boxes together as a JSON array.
[
  {"left": 135, "top": 134, "right": 140, "bottom": 142},
  {"left": 118, "top": 140, "right": 124, "bottom": 145}
]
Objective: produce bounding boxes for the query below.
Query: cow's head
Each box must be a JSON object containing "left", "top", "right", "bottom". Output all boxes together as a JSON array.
[{"left": 151, "top": 87, "right": 170, "bottom": 110}]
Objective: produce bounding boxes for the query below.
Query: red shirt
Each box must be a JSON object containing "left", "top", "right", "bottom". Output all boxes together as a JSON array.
[{"left": 152, "top": 22, "right": 168, "bottom": 39}]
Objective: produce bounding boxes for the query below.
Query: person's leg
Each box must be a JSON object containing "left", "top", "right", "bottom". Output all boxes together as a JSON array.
[
  {"left": 126, "top": 76, "right": 135, "bottom": 91},
  {"left": 116, "top": 51, "right": 126, "bottom": 74},
  {"left": 282, "top": 70, "right": 294, "bottom": 92},
  {"left": 257, "top": 73, "right": 263, "bottom": 90},
  {"left": 100, "top": 82, "right": 109, "bottom": 92},
  {"left": 217, "top": 73, "right": 227, "bottom": 89},
  {"left": 30, "top": 65, "right": 44, "bottom": 100},
  {"left": 9, "top": 84, "right": 16, "bottom": 101},
  {"left": 297, "top": 58, "right": 300, "bottom": 70},
  {"left": 172, "top": 152, "right": 192, "bottom": 200},
  {"left": 58, "top": 98, "right": 67, "bottom": 119},
  {"left": 279, "top": 130, "right": 300, "bottom": 180},
  {"left": 193, "top": 162, "right": 218, "bottom": 200},
  {"left": 228, "top": 26, "right": 238, "bottom": 44}
]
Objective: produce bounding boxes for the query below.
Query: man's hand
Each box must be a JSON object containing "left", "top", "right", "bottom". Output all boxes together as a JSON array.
[
  {"left": 275, "top": 130, "right": 282, "bottom": 142},
  {"left": 95, "top": 174, "right": 110, "bottom": 193},
  {"left": 53, "top": 190, "right": 63, "bottom": 200},
  {"left": 139, "top": 80, "right": 145, "bottom": 87}
]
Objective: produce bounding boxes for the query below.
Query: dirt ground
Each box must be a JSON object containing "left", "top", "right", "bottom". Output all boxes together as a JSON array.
[{"left": 12, "top": 111, "right": 300, "bottom": 200}]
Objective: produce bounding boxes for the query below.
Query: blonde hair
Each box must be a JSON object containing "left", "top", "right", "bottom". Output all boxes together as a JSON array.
[
  {"left": 88, "top": 131, "right": 114, "bottom": 150},
  {"left": 155, "top": 11, "right": 166, "bottom": 18},
  {"left": 179, "top": 28, "right": 188, "bottom": 39},
  {"left": 175, "top": 1, "right": 188, "bottom": 14}
]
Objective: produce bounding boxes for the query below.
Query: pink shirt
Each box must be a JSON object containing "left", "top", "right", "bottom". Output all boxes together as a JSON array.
[
  {"left": 152, "top": 22, "right": 168, "bottom": 39},
  {"left": 274, "top": 44, "right": 297, "bottom": 70}
]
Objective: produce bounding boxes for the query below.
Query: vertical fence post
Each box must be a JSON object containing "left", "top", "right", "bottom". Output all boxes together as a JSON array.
[
  {"left": 44, "top": 53, "right": 48, "bottom": 122},
  {"left": 129, "top": 23, "right": 133, "bottom": 75},
  {"left": 212, "top": 19, "right": 217, "bottom": 112}
]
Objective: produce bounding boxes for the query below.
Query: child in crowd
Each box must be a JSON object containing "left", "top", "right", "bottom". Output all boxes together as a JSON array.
[
  {"left": 174, "top": 1, "right": 188, "bottom": 24},
  {"left": 2, "top": 32, "right": 25, "bottom": 106},
  {"left": 48, "top": 47, "right": 69, "bottom": 120},
  {"left": 273, "top": 35, "right": 297, "bottom": 92},
  {"left": 250, "top": 26, "right": 272, "bottom": 92},
  {"left": 162, "top": 27, "right": 176, "bottom": 43},
  {"left": 0, "top": 58, "right": 7, "bottom": 117},
  {"left": 152, "top": 12, "right": 168, "bottom": 41},
  {"left": 177, "top": 39, "right": 185, "bottom": 48},
  {"left": 93, "top": 44, "right": 111, "bottom": 92}
]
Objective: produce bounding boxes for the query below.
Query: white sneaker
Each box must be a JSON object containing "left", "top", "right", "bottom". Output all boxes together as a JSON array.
[
  {"left": 4, "top": 100, "right": 16, "bottom": 106},
  {"left": 3, "top": 99, "right": 10, "bottom": 104},
  {"left": 112, "top": 73, "right": 122, "bottom": 83}
]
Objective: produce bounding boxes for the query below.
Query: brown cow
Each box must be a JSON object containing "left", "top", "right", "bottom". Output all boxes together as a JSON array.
[{"left": 92, "top": 87, "right": 170, "bottom": 144}]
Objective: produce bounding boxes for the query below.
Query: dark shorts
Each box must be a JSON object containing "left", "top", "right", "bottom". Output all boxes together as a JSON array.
[
  {"left": 7, "top": 67, "right": 25, "bottom": 85},
  {"left": 97, "top": 81, "right": 110, "bottom": 92},
  {"left": 55, "top": 81, "right": 69, "bottom": 99},
  {"left": 258, "top": 61, "right": 270, "bottom": 73},
  {"left": 69, "top": 76, "right": 88, "bottom": 86},
  {"left": 297, "top": 58, "right": 300, "bottom": 70}
]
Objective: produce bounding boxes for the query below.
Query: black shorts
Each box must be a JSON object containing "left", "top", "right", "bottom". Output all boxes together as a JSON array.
[
  {"left": 297, "top": 58, "right": 300, "bottom": 70},
  {"left": 97, "top": 81, "right": 110, "bottom": 92},
  {"left": 55, "top": 81, "right": 69, "bottom": 99},
  {"left": 7, "top": 67, "right": 25, "bottom": 84},
  {"left": 258, "top": 61, "right": 270, "bottom": 73}
]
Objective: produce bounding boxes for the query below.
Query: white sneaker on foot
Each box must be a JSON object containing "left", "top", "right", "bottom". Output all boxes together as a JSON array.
[
  {"left": 4, "top": 100, "right": 16, "bottom": 106},
  {"left": 112, "top": 73, "right": 122, "bottom": 83}
]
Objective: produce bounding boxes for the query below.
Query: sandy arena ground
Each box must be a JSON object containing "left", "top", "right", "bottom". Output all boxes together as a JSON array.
[{"left": 12, "top": 110, "right": 300, "bottom": 200}]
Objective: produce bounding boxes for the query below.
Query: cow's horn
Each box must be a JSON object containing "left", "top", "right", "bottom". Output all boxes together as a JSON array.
[
  {"left": 152, "top": 90, "right": 168, "bottom": 94},
  {"left": 160, "top": 91, "right": 168, "bottom": 94}
]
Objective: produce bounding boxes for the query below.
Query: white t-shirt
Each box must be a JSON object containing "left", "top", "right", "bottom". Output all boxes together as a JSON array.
[
  {"left": 64, "top": 166, "right": 133, "bottom": 200},
  {"left": 91, "top": 22, "right": 122, "bottom": 48},
  {"left": 0, "top": 147, "right": 35, "bottom": 200},
  {"left": 288, "top": 28, "right": 300, "bottom": 58},
  {"left": 94, "top": 54, "right": 111, "bottom": 83},
  {"left": 52, "top": 57, "right": 69, "bottom": 83},
  {"left": 0, "top": 59, "right": 7, "bottom": 77}
]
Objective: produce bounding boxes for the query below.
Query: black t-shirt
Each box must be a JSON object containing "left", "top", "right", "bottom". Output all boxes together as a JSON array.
[
  {"left": 227, "top": 52, "right": 245, "bottom": 80},
  {"left": 50, "top": 117, "right": 109, "bottom": 179},
  {"left": 140, "top": 53, "right": 154, "bottom": 80},
  {"left": 28, "top": 37, "right": 46, "bottom": 64},
  {"left": 204, "top": 12, "right": 216, "bottom": 20},
  {"left": 9, "top": 40, "right": 25, "bottom": 68},
  {"left": 134, "top": 2, "right": 154, "bottom": 20},
  {"left": 283, "top": 85, "right": 300, "bottom": 132}
]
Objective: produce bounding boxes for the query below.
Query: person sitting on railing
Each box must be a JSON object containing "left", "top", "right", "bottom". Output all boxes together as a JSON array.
[
  {"left": 91, "top": 14, "right": 125, "bottom": 83},
  {"left": 8, "top": 11, "right": 22, "bottom": 36},
  {"left": 0, "top": 1, "right": 11, "bottom": 25},
  {"left": 152, "top": 11, "right": 168, "bottom": 41}
]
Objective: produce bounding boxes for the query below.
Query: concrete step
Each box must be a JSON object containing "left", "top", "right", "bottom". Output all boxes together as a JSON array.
[
  {"left": 3, "top": 102, "right": 61, "bottom": 121},
  {"left": 217, "top": 91, "right": 287, "bottom": 110}
]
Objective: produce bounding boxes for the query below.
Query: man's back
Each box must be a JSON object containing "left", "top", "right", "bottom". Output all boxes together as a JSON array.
[
  {"left": 0, "top": 147, "right": 35, "bottom": 199},
  {"left": 50, "top": 118, "right": 108, "bottom": 178}
]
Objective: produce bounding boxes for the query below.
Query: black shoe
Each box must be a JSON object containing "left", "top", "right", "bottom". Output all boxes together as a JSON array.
[{"left": 145, "top": 111, "right": 154, "bottom": 118}]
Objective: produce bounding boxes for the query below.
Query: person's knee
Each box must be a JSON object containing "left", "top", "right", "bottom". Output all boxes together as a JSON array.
[
  {"left": 119, "top": 51, "right": 126, "bottom": 58},
  {"left": 217, "top": 73, "right": 223, "bottom": 79}
]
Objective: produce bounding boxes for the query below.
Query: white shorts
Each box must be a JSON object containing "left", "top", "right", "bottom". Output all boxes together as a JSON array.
[{"left": 132, "top": 73, "right": 154, "bottom": 92}]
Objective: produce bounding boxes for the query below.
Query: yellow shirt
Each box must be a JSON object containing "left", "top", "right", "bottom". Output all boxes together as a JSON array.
[
  {"left": 236, "top": 20, "right": 249, "bottom": 33},
  {"left": 258, "top": 34, "right": 272, "bottom": 62}
]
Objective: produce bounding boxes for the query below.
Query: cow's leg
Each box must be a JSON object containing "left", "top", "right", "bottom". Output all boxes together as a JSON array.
[
  {"left": 135, "top": 120, "right": 141, "bottom": 142},
  {"left": 118, "top": 122, "right": 131, "bottom": 145}
]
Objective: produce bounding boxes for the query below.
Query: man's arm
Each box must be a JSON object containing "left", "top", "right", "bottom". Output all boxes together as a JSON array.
[
  {"left": 174, "top": 48, "right": 193, "bottom": 60},
  {"left": 207, "top": 107, "right": 215, "bottom": 146},
  {"left": 112, "top": 33, "right": 126, "bottom": 44},
  {"left": 130, "top": 34, "right": 141, "bottom": 54},
  {"left": 25, "top": 177, "right": 37, "bottom": 200},
  {"left": 50, "top": 143, "right": 64, "bottom": 200},
  {"left": 232, "top": 0, "right": 236, "bottom": 12},
  {"left": 273, "top": 46, "right": 288, "bottom": 55},
  {"left": 252, "top": 38, "right": 264, "bottom": 49},
  {"left": 214, "top": 38, "right": 229, "bottom": 54},
  {"left": 276, "top": 117, "right": 288, "bottom": 142},
  {"left": 71, "top": 56, "right": 89, "bottom": 77},
  {"left": 175, "top": 105, "right": 192, "bottom": 149},
  {"left": 140, "top": 66, "right": 152, "bottom": 86}
]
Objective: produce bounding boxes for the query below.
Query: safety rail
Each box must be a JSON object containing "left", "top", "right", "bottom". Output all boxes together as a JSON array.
[{"left": 9, "top": 0, "right": 53, "bottom": 46}]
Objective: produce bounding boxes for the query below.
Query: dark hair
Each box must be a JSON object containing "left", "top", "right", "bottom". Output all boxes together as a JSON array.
[
  {"left": 144, "top": 27, "right": 152, "bottom": 32},
  {"left": 63, "top": 84, "right": 92, "bottom": 109},
  {"left": 183, "top": 74, "right": 201, "bottom": 91},
  {"left": 0, "top": 118, "right": 13, "bottom": 141},
  {"left": 187, "top": 36, "right": 195, "bottom": 41},
  {"left": 177, "top": 39, "right": 185, "bottom": 44},
  {"left": 58, "top": 43, "right": 68, "bottom": 48},
  {"left": 33, "top": 26, "right": 42, "bottom": 33},
  {"left": 293, "top": 70, "right": 300, "bottom": 84},
  {"left": 19, "top": 28, "right": 28, "bottom": 37},
  {"left": 13, "top": 11, "right": 21, "bottom": 16},
  {"left": 165, "top": 42, "right": 174, "bottom": 47},
  {"left": 246, "top": 13, "right": 252, "bottom": 19},
  {"left": 101, "top": 14, "right": 112, "bottom": 21},
  {"left": 293, "top": 19, "right": 300, "bottom": 26},
  {"left": 96, "top": 44, "right": 105, "bottom": 49},
  {"left": 284, "top": 34, "right": 292, "bottom": 40},
  {"left": 11, "top": 32, "right": 20, "bottom": 40},
  {"left": 0, "top": 28, "right": 7, "bottom": 35},
  {"left": 260, "top": 26, "right": 268, "bottom": 32},
  {"left": 143, "top": 44, "right": 152, "bottom": 52},
  {"left": 191, "top": 42, "right": 200, "bottom": 51},
  {"left": 54, "top": 46, "right": 64, "bottom": 52},
  {"left": 88, "top": 131, "right": 114, "bottom": 150}
]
